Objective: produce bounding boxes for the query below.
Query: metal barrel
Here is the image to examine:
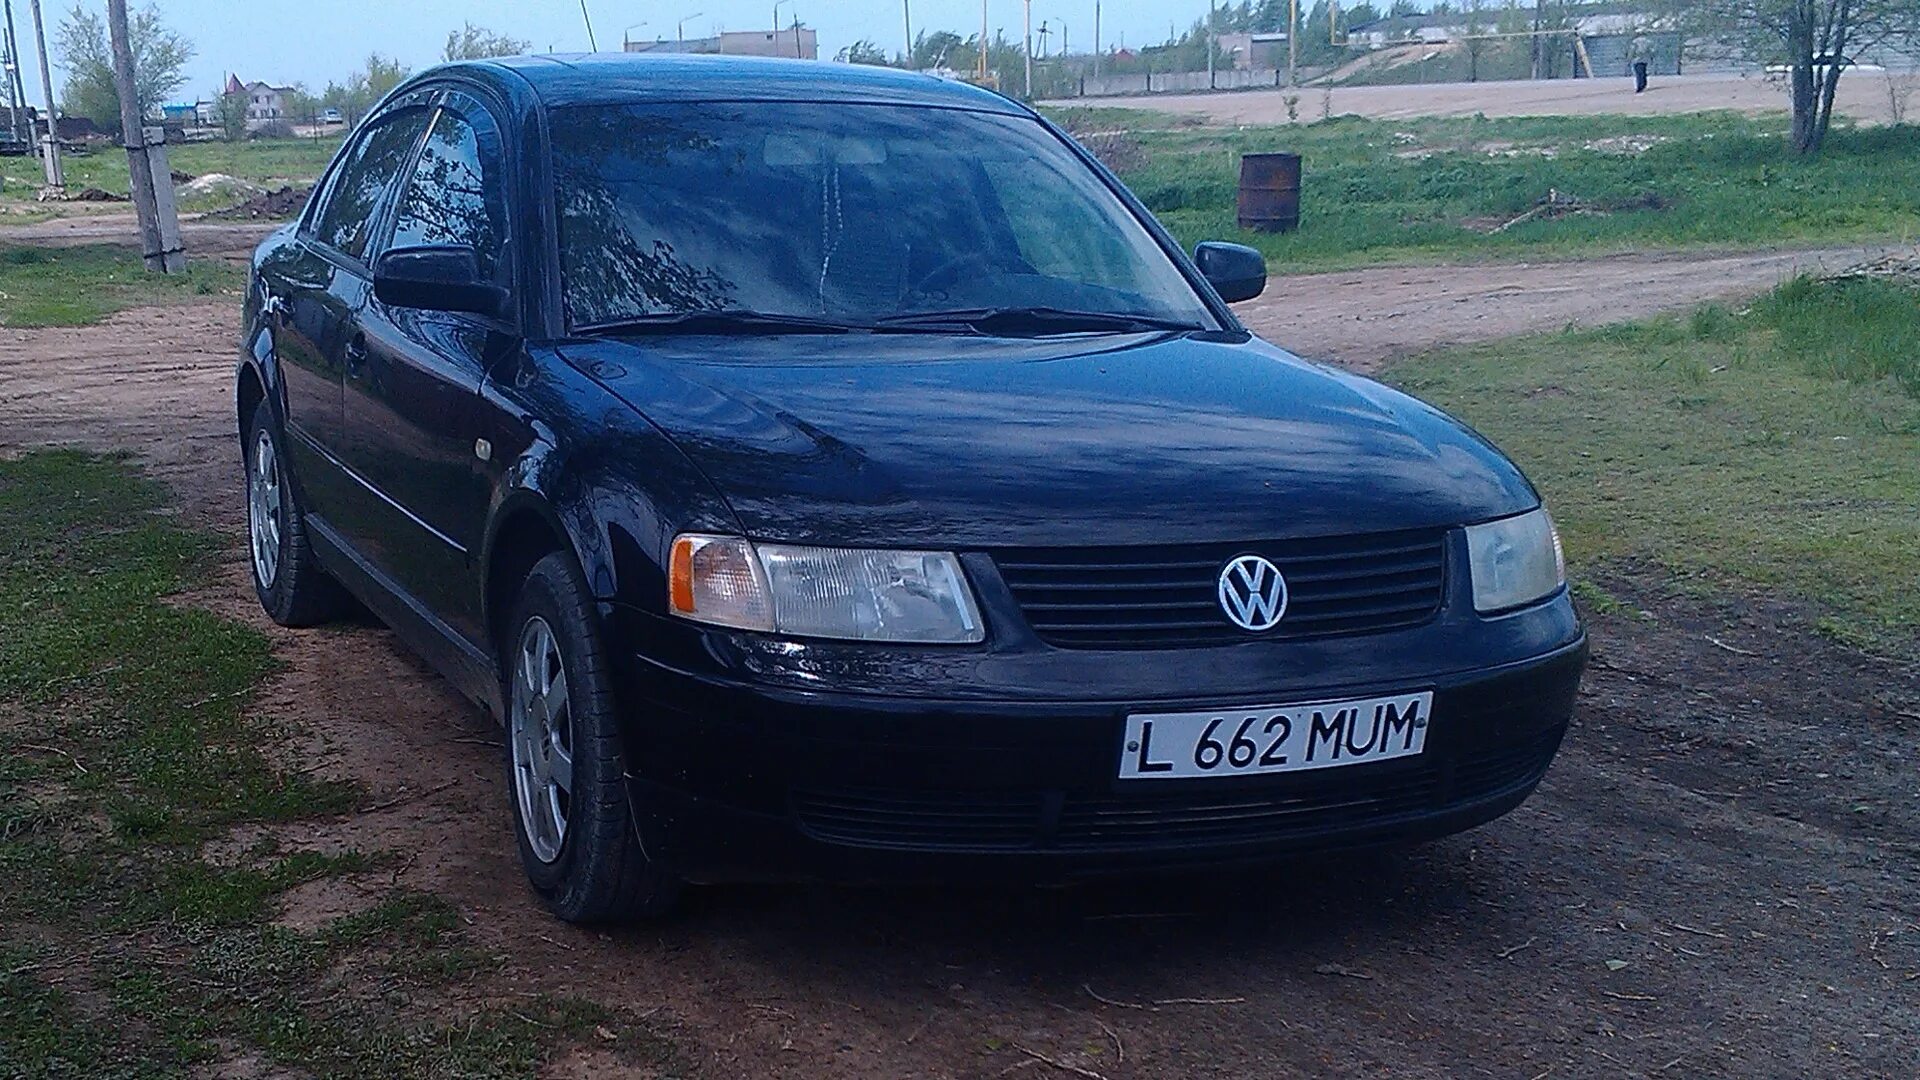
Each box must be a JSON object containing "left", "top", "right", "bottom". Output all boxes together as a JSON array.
[{"left": 1237, "top": 152, "right": 1301, "bottom": 234}]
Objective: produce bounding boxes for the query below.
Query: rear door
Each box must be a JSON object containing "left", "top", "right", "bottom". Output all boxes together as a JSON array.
[
  {"left": 338, "top": 91, "right": 517, "bottom": 644},
  {"left": 268, "top": 98, "right": 434, "bottom": 522}
]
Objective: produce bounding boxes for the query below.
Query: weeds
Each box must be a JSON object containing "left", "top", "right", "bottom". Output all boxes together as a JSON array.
[
  {"left": 0, "top": 452, "right": 679, "bottom": 1076},
  {"left": 1390, "top": 279, "right": 1920, "bottom": 649},
  {"left": 0, "top": 245, "right": 242, "bottom": 327},
  {"left": 1753, "top": 275, "right": 1920, "bottom": 396},
  {"left": 1044, "top": 107, "right": 1920, "bottom": 270}
]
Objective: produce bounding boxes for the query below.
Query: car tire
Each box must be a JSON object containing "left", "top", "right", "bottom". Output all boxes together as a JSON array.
[
  {"left": 504, "top": 551, "right": 681, "bottom": 922},
  {"left": 244, "top": 400, "right": 349, "bottom": 627}
]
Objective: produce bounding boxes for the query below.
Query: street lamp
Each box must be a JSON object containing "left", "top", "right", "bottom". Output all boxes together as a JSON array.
[
  {"left": 622, "top": 20, "right": 647, "bottom": 48},
  {"left": 677, "top": 11, "right": 703, "bottom": 41}
]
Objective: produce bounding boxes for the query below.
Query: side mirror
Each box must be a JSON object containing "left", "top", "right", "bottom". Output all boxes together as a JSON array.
[
  {"left": 372, "top": 245, "right": 505, "bottom": 317},
  {"left": 1194, "top": 241, "right": 1267, "bottom": 304}
]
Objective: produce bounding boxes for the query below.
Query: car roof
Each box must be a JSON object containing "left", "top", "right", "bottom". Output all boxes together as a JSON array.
[{"left": 437, "top": 53, "right": 1029, "bottom": 115}]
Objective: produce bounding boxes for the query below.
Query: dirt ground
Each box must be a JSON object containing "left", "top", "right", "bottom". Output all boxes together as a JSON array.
[
  {"left": 3, "top": 248, "right": 1917, "bottom": 1078},
  {"left": 1067, "top": 71, "right": 1920, "bottom": 127},
  {"left": 1241, "top": 243, "right": 1909, "bottom": 373},
  {"left": 0, "top": 211, "right": 274, "bottom": 265}
]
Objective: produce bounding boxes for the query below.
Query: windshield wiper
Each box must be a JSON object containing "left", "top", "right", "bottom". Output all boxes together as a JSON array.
[
  {"left": 575, "top": 310, "right": 872, "bottom": 336},
  {"left": 874, "top": 306, "right": 1204, "bottom": 336}
]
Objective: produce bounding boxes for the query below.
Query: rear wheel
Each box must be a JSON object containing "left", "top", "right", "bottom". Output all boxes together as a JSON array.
[
  {"left": 244, "top": 400, "right": 348, "bottom": 627},
  {"left": 505, "top": 551, "right": 680, "bottom": 922}
]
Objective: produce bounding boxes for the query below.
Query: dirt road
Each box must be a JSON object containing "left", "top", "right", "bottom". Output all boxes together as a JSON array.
[
  {"left": 3, "top": 248, "right": 1916, "bottom": 1077},
  {"left": 0, "top": 212, "right": 274, "bottom": 264},
  {"left": 1242, "top": 244, "right": 1907, "bottom": 373},
  {"left": 1067, "top": 71, "right": 1920, "bottom": 127}
]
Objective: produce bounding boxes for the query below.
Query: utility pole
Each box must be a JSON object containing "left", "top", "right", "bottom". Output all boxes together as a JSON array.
[
  {"left": 978, "top": 0, "right": 988, "bottom": 82},
  {"left": 1287, "top": 0, "right": 1298, "bottom": 87},
  {"left": 1207, "top": 0, "right": 1216, "bottom": 90},
  {"left": 2, "top": 0, "right": 22, "bottom": 141},
  {"left": 902, "top": 0, "right": 911, "bottom": 65},
  {"left": 107, "top": 0, "right": 181, "bottom": 271},
  {"left": 26, "top": 0, "right": 57, "bottom": 189},
  {"left": 1021, "top": 0, "right": 1036, "bottom": 100},
  {"left": 1093, "top": 1, "right": 1101, "bottom": 76}
]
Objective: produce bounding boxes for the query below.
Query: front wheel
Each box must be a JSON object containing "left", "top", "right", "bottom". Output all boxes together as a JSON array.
[{"left": 505, "top": 551, "right": 680, "bottom": 922}]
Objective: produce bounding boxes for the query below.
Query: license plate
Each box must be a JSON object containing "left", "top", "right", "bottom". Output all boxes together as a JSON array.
[{"left": 1119, "top": 691, "right": 1433, "bottom": 780}]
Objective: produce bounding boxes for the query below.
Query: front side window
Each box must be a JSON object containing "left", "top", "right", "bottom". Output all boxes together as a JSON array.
[
  {"left": 310, "top": 107, "right": 431, "bottom": 262},
  {"left": 390, "top": 108, "right": 508, "bottom": 282},
  {"left": 547, "top": 102, "right": 1214, "bottom": 330}
]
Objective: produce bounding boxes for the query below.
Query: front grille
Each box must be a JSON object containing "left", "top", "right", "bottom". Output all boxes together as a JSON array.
[
  {"left": 791, "top": 730, "right": 1561, "bottom": 854},
  {"left": 993, "top": 528, "right": 1449, "bottom": 648}
]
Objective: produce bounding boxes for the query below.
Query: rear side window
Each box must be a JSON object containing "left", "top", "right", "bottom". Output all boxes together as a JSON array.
[
  {"left": 389, "top": 108, "right": 508, "bottom": 282},
  {"left": 310, "top": 108, "right": 431, "bottom": 262}
]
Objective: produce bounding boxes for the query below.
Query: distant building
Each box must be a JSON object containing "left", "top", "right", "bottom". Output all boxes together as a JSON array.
[
  {"left": 225, "top": 74, "right": 297, "bottom": 128},
  {"left": 625, "top": 26, "right": 818, "bottom": 61},
  {"left": 1217, "top": 32, "right": 1289, "bottom": 70},
  {"left": 1344, "top": 7, "right": 1685, "bottom": 77}
]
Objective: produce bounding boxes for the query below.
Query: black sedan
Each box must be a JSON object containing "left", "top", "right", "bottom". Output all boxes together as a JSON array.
[{"left": 238, "top": 54, "right": 1585, "bottom": 921}]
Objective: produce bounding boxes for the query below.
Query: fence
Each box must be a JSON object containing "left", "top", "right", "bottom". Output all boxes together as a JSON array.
[{"left": 1074, "top": 67, "right": 1291, "bottom": 97}]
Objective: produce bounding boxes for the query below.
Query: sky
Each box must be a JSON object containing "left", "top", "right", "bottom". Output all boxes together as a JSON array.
[{"left": 8, "top": 1, "right": 1216, "bottom": 104}]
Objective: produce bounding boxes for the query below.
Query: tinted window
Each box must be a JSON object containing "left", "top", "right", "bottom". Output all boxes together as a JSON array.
[
  {"left": 390, "top": 109, "right": 507, "bottom": 282},
  {"left": 311, "top": 108, "right": 431, "bottom": 261},
  {"left": 547, "top": 103, "right": 1213, "bottom": 330}
]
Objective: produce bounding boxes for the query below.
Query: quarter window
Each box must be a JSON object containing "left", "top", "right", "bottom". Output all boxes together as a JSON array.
[
  {"left": 389, "top": 109, "right": 508, "bottom": 282},
  {"left": 309, "top": 108, "right": 431, "bottom": 262}
]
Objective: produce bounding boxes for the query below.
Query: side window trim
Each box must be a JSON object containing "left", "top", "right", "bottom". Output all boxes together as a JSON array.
[
  {"left": 380, "top": 90, "right": 519, "bottom": 333},
  {"left": 368, "top": 103, "right": 448, "bottom": 261},
  {"left": 301, "top": 89, "right": 441, "bottom": 272}
]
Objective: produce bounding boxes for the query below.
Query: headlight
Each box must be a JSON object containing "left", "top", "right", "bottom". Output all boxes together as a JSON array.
[
  {"left": 668, "top": 534, "right": 984, "bottom": 643},
  {"left": 1465, "top": 508, "right": 1565, "bottom": 614}
]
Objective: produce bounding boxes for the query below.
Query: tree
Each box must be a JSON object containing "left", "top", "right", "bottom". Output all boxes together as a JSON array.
[
  {"left": 1704, "top": 0, "right": 1920, "bottom": 154},
  {"left": 835, "top": 39, "right": 892, "bottom": 65},
  {"left": 911, "top": 29, "right": 967, "bottom": 69},
  {"left": 213, "top": 87, "right": 248, "bottom": 142},
  {"left": 282, "top": 84, "right": 320, "bottom": 127},
  {"left": 442, "top": 22, "right": 529, "bottom": 62},
  {"left": 1462, "top": 0, "right": 1491, "bottom": 81},
  {"left": 320, "top": 54, "right": 411, "bottom": 128},
  {"left": 54, "top": 2, "right": 193, "bottom": 137}
]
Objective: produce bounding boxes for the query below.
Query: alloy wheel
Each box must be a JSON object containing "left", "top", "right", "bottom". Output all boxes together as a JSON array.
[
  {"left": 511, "top": 616, "right": 575, "bottom": 863},
  {"left": 248, "top": 428, "right": 283, "bottom": 589}
]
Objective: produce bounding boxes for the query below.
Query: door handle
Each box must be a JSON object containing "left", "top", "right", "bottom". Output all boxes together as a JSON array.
[{"left": 343, "top": 334, "right": 368, "bottom": 375}]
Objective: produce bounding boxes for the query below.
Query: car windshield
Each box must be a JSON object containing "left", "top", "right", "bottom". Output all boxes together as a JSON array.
[{"left": 547, "top": 102, "right": 1216, "bottom": 332}]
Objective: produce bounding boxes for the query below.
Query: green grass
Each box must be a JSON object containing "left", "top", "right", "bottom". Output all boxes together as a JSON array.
[
  {"left": 0, "top": 451, "right": 681, "bottom": 1077},
  {"left": 0, "top": 245, "right": 242, "bottom": 327},
  {"left": 0, "top": 136, "right": 338, "bottom": 200},
  {"left": 1754, "top": 275, "right": 1920, "bottom": 396},
  {"left": 1047, "top": 108, "right": 1920, "bottom": 270},
  {"left": 1388, "top": 278, "right": 1920, "bottom": 648}
]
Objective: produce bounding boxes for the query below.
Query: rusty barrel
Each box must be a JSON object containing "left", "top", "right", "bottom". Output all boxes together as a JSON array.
[{"left": 1237, "top": 152, "right": 1301, "bottom": 233}]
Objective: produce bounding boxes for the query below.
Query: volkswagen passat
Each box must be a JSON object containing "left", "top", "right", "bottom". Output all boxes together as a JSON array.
[{"left": 238, "top": 54, "right": 1585, "bottom": 921}]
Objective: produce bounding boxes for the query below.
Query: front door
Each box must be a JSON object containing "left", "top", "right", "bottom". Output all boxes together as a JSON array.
[{"left": 339, "top": 93, "right": 517, "bottom": 647}]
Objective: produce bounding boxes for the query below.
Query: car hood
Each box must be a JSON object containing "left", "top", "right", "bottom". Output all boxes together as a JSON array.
[{"left": 560, "top": 332, "right": 1537, "bottom": 548}]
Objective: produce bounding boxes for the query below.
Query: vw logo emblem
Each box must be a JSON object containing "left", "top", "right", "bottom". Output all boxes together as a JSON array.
[{"left": 1218, "top": 554, "right": 1288, "bottom": 632}]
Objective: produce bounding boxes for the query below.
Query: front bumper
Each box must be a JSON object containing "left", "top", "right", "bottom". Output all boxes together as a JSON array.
[{"left": 605, "top": 608, "right": 1587, "bottom": 884}]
